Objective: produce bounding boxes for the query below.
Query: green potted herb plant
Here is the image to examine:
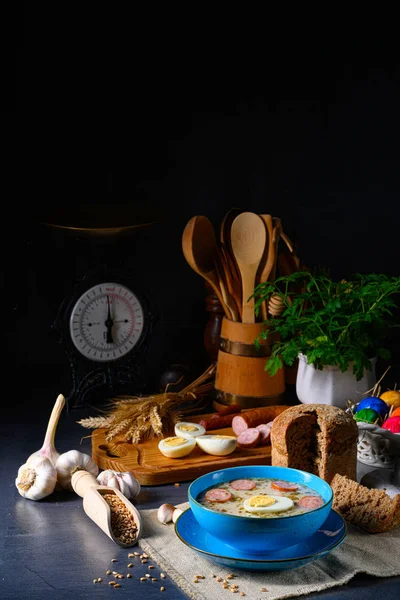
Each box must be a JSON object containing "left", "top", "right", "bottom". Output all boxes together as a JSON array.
[{"left": 253, "top": 271, "right": 400, "bottom": 409}]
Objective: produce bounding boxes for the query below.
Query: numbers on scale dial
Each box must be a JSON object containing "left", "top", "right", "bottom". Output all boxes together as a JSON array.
[{"left": 69, "top": 283, "right": 144, "bottom": 362}]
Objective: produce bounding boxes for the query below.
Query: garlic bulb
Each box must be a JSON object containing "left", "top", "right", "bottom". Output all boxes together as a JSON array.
[
  {"left": 15, "top": 455, "right": 57, "bottom": 501},
  {"left": 97, "top": 470, "right": 141, "bottom": 499},
  {"left": 27, "top": 394, "right": 65, "bottom": 468},
  {"left": 56, "top": 450, "right": 99, "bottom": 491}
]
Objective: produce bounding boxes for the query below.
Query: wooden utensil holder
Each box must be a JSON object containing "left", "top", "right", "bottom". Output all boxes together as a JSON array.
[{"left": 215, "top": 318, "right": 285, "bottom": 408}]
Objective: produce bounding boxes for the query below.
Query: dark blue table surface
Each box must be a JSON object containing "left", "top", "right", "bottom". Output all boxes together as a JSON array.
[{"left": 2, "top": 404, "right": 399, "bottom": 600}]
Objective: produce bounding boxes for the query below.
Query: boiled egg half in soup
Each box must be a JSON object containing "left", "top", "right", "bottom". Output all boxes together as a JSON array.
[
  {"left": 196, "top": 434, "right": 237, "bottom": 456},
  {"left": 243, "top": 495, "right": 294, "bottom": 514},
  {"left": 158, "top": 436, "right": 196, "bottom": 458},
  {"left": 174, "top": 422, "right": 206, "bottom": 439}
]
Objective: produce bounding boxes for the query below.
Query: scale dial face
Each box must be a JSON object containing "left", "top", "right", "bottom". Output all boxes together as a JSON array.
[{"left": 69, "top": 282, "right": 144, "bottom": 362}]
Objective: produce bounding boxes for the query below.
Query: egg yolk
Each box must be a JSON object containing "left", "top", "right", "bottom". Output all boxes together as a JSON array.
[
  {"left": 245, "top": 495, "right": 276, "bottom": 508},
  {"left": 178, "top": 425, "right": 198, "bottom": 432},
  {"left": 163, "top": 437, "right": 188, "bottom": 446}
]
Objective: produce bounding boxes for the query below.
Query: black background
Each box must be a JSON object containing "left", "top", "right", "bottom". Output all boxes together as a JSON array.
[{"left": 3, "top": 12, "right": 400, "bottom": 415}]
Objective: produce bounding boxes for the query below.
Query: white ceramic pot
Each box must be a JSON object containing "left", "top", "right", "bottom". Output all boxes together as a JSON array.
[{"left": 296, "top": 353, "right": 377, "bottom": 409}]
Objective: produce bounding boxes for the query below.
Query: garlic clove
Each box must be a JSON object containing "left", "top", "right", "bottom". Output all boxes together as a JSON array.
[
  {"left": 157, "top": 503, "right": 176, "bottom": 524},
  {"left": 27, "top": 394, "right": 65, "bottom": 468},
  {"left": 16, "top": 456, "right": 57, "bottom": 501},
  {"left": 121, "top": 472, "right": 141, "bottom": 499},
  {"left": 56, "top": 450, "right": 99, "bottom": 491},
  {"left": 96, "top": 470, "right": 111, "bottom": 486},
  {"left": 172, "top": 508, "right": 183, "bottom": 523},
  {"left": 107, "top": 476, "right": 120, "bottom": 490},
  {"left": 116, "top": 478, "right": 131, "bottom": 498},
  {"left": 96, "top": 470, "right": 141, "bottom": 499}
]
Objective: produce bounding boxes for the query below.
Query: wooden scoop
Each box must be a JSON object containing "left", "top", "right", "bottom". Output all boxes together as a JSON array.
[
  {"left": 71, "top": 470, "right": 142, "bottom": 547},
  {"left": 182, "top": 215, "right": 231, "bottom": 318},
  {"left": 231, "top": 212, "right": 266, "bottom": 323}
]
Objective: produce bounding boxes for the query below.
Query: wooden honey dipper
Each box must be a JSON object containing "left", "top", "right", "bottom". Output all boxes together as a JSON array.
[
  {"left": 268, "top": 294, "right": 292, "bottom": 317},
  {"left": 268, "top": 294, "right": 285, "bottom": 317}
]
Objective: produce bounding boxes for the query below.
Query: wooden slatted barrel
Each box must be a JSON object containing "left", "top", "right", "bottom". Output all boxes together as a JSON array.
[{"left": 215, "top": 318, "right": 285, "bottom": 408}]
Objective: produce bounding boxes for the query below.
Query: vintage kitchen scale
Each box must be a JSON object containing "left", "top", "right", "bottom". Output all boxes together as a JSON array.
[{"left": 42, "top": 202, "right": 159, "bottom": 410}]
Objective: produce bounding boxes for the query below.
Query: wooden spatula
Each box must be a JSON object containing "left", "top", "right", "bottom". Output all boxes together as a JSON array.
[
  {"left": 256, "top": 214, "right": 275, "bottom": 321},
  {"left": 270, "top": 217, "right": 283, "bottom": 283},
  {"left": 231, "top": 212, "right": 266, "bottom": 323},
  {"left": 218, "top": 246, "right": 242, "bottom": 320},
  {"left": 220, "top": 208, "right": 243, "bottom": 296},
  {"left": 214, "top": 249, "right": 240, "bottom": 321}
]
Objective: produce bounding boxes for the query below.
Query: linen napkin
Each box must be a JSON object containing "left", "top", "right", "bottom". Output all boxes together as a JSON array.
[{"left": 139, "top": 502, "right": 400, "bottom": 600}]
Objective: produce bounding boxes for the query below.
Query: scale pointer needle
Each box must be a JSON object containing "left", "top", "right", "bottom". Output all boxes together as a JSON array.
[{"left": 105, "top": 295, "right": 114, "bottom": 344}]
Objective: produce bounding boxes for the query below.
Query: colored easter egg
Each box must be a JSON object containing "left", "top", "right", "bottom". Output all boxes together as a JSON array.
[
  {"left": 354, "top": 408, "right": 381, "bottom": 424},
  {"left": 380, "top": 390, "right": 400, "bottom": 410},
  {"left": 355, "top": 396, "right": 389, "bottom": 419},
  {"left": 391, "top": 407, "right": 400, "bottom": 418},
  {"left": 381, "top": 416, "right": 400, "bottom": 434}
]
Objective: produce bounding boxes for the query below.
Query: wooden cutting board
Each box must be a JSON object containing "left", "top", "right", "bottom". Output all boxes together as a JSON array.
[{"left": 91, "top": 413, "right": 273, "bottom": 486}]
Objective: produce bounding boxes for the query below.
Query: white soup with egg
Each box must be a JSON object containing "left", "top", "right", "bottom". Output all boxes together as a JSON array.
[{"left": 196, "top": 477, "right": 324, "bottom": 518}]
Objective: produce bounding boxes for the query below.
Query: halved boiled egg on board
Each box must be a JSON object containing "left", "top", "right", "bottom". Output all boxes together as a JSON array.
[
  {"left": 158, "top": 436, "right": 196, "bottom": 458},
  {"left": 174, "top": 421, "right": 206, "bottom": 439},
  {"left": 196, "top": 435, "right": 237, "bottom": 456},
  {"left": 243, "top": 495, "right": 294, "bottom": 514}
]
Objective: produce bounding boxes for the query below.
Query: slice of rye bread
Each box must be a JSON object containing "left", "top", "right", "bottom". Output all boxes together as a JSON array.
[{"left": 331, "top": 474, "right": 400, "bottom": 533}]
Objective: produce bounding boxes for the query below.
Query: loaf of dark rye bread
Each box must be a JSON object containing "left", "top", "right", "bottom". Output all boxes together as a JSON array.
[
  {"left": 331, "top": 474, "right": 400, "bottom": 533},
  {"left": 270, "top": 404, "right": 358, "bottom": 483}
]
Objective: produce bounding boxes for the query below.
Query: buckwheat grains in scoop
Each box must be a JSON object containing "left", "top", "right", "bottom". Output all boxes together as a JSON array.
[{"left": 102, "top": 493, "right": 138, "bottom": 544}]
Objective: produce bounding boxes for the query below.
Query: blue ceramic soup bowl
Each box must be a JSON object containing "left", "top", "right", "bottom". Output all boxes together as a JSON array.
[{"left": 188, "top": 465, "right": 333, "bottom": 555}]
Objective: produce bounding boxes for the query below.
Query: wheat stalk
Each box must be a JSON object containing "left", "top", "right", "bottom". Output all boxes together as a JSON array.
[
  {"left": 78, "top": 416, "right": 113, "bottom": 429},
  {"left": 77, "top": 364, "right": 216, "bottom": 444}
]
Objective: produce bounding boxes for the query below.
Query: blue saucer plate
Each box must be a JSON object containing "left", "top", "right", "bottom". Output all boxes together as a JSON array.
[{"left": 175, "top": 508, "right": 346, "bottom": 572}]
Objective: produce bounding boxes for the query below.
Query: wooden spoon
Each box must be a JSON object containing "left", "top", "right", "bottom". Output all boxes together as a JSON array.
[
  {"left": 230, "top": 212, "right": 267, "bottom": 323},
  {"left": 182, "top": 215, "right": 231, "bottom": 318}
]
